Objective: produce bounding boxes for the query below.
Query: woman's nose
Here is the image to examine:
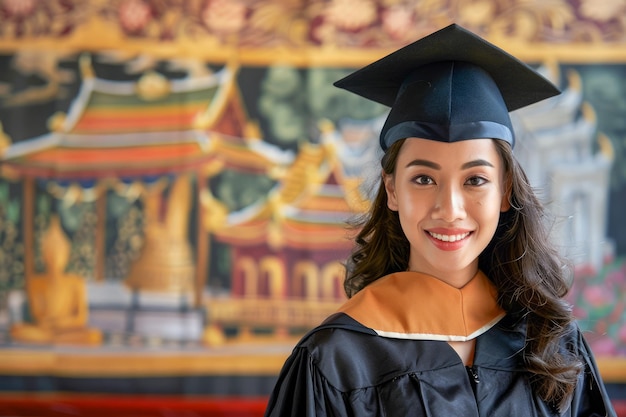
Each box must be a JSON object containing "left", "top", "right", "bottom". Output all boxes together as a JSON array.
[{"left": 432, "top": 184, "right": 466, "bottom": 222}]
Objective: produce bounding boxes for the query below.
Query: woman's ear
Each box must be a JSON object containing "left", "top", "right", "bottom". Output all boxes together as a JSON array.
[{"left": 383, "top": 173, "right": 398, "bottom": 211}]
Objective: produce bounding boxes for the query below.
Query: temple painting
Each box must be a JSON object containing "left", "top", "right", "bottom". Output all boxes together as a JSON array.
[{"left": 0, "top": 0, "right": 625, "bottom": 415}]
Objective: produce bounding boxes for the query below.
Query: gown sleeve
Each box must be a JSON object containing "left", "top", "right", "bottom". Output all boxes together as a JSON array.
[
  {"left": 569, "top": 325, "right": 617, "bottom": 417},
  {"left": 264, "top": 345, "right": 350, "bottom": 417}
]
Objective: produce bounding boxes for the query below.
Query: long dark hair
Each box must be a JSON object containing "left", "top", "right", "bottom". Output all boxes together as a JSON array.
[{"left": 344, "top": 138, "right": 582, "bottom": 411}]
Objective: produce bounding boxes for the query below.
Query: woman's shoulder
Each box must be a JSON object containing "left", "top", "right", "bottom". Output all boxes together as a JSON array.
[
  {"left": 292, "top": 313, "right": 462, "bottom": 391},
  {"left": 295, "top": 313, "right": 381, "bottom": 362},
  {"left": 493, "top": 313, "right": 589, "bottom": 355},
  {"left": 560, "top": 319, "right": 594, "bottom": 355}
]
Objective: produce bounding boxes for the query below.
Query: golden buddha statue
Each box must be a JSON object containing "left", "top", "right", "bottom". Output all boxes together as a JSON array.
[{"left": 10, "top": 215, "right": 102, "bottom": 345}]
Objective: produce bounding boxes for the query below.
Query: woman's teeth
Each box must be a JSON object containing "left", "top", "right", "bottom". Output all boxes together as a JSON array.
[{"left": 428, "top": 232, "right": 470, "bottom": 242}]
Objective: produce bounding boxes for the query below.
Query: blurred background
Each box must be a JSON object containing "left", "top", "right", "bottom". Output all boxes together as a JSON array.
[{"left": 0, "top": 0, "right": 625, "bottom": 415}]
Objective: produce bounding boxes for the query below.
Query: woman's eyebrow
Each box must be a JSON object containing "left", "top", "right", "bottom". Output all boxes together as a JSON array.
[
  {"left": 405, "top": 159, "right": 440, "bottom": 169},
  {"left": 405, "top": 159, "right": 494, "bottom": 169},
  {"left": 462, "top": 159, "right": 495, "bottom": 169}
]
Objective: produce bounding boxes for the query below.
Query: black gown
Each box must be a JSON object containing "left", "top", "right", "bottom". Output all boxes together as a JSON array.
[{"left": 264, "top": 273, "right": 616, "bottom": 417}]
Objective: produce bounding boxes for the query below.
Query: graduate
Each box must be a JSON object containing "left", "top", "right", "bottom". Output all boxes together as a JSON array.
[{"left": 264, "top": 24, "right": 616, "bottom": 417}]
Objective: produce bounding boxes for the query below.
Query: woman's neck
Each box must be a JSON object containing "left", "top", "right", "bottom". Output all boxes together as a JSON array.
[{"left": 406, "top": 266, "right": 479, "bottom": 289}]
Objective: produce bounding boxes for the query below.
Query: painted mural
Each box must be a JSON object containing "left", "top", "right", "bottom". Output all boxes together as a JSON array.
[{"left": 0, "top": 0, "right": 625, "bottom": 415}]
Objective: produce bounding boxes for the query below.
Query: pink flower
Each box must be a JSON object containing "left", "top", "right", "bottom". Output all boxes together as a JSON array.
[
  {"left": 618, "top": 325, "right": 626, "bottom": 344},
  {"left": 119, "top": 0, "right": 152, "bottom": 34},
  {"left": 589, "top": 336, "right": 616, "bottom": 356},
  {"left": 2, "top": 0, "right": 36, "bottom": 18},
  {"left": 381, "top": 6, "right": 414, "bottom": 40},
  {"left": 605, "top": 267, "right": 626, "bottom": 286},
  {"left": 582, "top": 284, "right": 615, "bottom": 308},
  {"left": 573, "top": 306, "right": 588, "bottom": 320}
]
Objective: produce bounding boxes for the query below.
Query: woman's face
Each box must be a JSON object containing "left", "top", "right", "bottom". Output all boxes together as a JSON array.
[{"left": 383, "top": 138, "right": 510, "bottom": 287}]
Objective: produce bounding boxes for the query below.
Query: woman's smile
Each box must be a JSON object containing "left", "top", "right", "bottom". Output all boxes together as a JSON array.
[{"left": 426, "top": 229, "right": 473, "bottom": 250}]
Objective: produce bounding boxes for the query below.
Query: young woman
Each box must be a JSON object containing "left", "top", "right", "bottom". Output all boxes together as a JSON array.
[{"left": 264, "top": 24, "right": 616, "bottom": 417}]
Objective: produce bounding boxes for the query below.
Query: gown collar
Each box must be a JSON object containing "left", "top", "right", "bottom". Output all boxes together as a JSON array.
[{"left": 337, "top": 270, "right": 505, "bottom": 342}]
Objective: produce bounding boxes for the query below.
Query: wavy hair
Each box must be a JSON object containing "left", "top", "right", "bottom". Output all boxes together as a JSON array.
[{"left": 344, "top": 138, "right": 582, "bottom": 411}]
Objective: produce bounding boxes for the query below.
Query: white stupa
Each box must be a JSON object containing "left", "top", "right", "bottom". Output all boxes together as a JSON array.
[{"left": 512, "top": 66, "right": 614, "bottom": 274}]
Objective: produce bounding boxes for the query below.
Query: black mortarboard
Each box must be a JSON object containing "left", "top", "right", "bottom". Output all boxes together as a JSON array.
[{"left": 333, "top": 24, "right": 560, "bottom": 149}]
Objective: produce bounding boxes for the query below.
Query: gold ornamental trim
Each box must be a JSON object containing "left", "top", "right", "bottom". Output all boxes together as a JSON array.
[
  {"left": 0, "top": 348, "right": 291, "bottom": 377},
  {"left": 2, "top": 39, "right": 626, "bottom": 65},
  {"left": 0, "top": 348, "right": 623, "bottom": 381}
]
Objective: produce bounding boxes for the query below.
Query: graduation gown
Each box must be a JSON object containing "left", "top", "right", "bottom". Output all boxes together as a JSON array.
[{"left": 264, "top": 271, "right": 616, "bottom": 417}]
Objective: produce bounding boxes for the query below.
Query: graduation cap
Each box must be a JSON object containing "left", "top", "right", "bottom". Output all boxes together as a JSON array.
[{"left": 333, "top": 24, "right": 560, "bottom": 149}]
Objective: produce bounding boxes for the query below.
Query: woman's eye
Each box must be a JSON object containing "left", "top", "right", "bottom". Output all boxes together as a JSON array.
[
  {"left": 414, "top": 175, "right": 434, "bottom": 185},
  {"left": 466, "top": 176, "right": 487, "bottom": 186}
]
